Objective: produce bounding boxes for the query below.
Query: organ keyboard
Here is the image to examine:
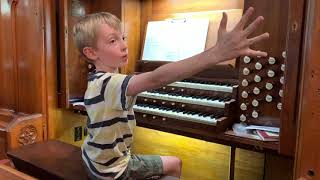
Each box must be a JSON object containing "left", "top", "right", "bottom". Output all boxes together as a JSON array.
[{"left": 134, "top": 62, "right": 239, "bottom": 136}]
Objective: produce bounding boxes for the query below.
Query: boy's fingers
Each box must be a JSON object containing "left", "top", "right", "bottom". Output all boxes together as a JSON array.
[
  {"left": 247, "top": 49, "right": 268, "bottom": 57},
  {"left": 235, "top": 7, "right": 254, "bottom": 30},
  {"left": 248, "top": 32, "right": 269, "bottom": 45},
  {"left": 218, "top": 12, "right": 228, "bottom": 33},
  {"left": 243, "top": 16, "right": 264, "bottom": 37}
]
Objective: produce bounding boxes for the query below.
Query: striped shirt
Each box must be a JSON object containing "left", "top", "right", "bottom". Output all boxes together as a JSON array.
[{"left": 82, "top": 71, "right": 136, "bottom": 179}]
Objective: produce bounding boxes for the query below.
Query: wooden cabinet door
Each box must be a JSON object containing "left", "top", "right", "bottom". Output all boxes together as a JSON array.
[
  {"left": 295, "top": 0, "right": 320, "bottom": 179},
  {"left": 0, "top": 0, "right": 16, "bottom": 110},
  {"left": 0, "top": 0, "right": 46, "bottom": 114},
  {"left": 15, "top": 0, "right": 46, "bottom": 114}
]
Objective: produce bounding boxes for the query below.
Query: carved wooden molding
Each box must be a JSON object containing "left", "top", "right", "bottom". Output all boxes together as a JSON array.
[{"left": 18, "top": 125, "right": 37, "bottom": 146}]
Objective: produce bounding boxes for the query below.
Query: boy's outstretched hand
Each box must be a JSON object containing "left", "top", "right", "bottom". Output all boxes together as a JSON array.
[{"left": 213, "top": 7, "right": 269, "bottom": 63}]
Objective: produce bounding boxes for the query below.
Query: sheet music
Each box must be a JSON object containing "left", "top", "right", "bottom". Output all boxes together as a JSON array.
[
  {"left": 142, "top": 19, "right": 209, "bottom": 61},
  {"left": 245, "top": 125, "right": 280, "bottom": 133}
]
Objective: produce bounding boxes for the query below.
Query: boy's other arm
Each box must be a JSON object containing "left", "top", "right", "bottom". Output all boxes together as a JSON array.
[{"left": 127, "top": 7, "right": 269, "bottom": 96}]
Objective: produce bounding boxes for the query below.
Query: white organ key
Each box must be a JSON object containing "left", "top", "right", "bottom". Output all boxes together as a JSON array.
[
  {"left": 267, "top": 70, "right": 275, "bottom": 77},
  {"left": 282, "top": 51, "right": 286, "bottom": 58},
  {"left": 265, "top": 95, "right": 273, "bottom": 102},
  {"left": 255, "top": 62, "right": 263, "bottom": 70},
  {"left": 240, "top": 114, "right": 247, "bottom": 122},
  {"left": 243, "top": 68, "right": 250, "bottom": 75},
  {"left": 168, "top": 81, "right": 234, "bottom": 93},
  {"left": 279, "top": 89, "right": 284, "bottom": 97},
  {"left": 243, "top": 56, "right": 251, "bottom": 64},
  {"left": 252, "top": 99, "right": 259, "bottom": 107},
  {"left": 277, "top": 102, "right": 282, "bottom": 110},
  {"left": 266, "top": 82, "right": 273, "bottom": 90},
  {"left": 254, "top": 75, "right": 262, "bottom": 82},
  {"left": 240, "top": 103, "right": 247, "bottom": 111},
  {"left": 281, "top": 64, "right": 285, "bottom": 72},
  {"left": 133, "top": 105, "right": 218, "bottom": 125},
  {"left": 241, "top": 91, "right": 248, "bottom": 98},
  {"left": 268, "top": 57, "right": 276, "bottom": 64},
  {"left": 252, "top": 110, "right": 259, "bottom": 118},
  {"left": 139, "top": 91, "right": 228, "bottom": 108},
  {"left": 253, "top": 87, "right": 260, "bottom": 95},
  {"left": 280, "top": 76, "right": 284, "bottom": 84},
  {"left": 242, "top": 79, "right": 249, "bottom": 87}
]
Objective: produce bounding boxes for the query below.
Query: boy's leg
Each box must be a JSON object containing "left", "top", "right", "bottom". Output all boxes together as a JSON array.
[{"left": 160, "top": 156, "right": 182, "bottom": 178}]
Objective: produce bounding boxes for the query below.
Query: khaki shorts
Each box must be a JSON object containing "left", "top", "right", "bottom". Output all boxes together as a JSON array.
[
  {"left": 84, "top": 155, "right": 163, "bottom": 180},
  {"left": 118, "top": 154, "right": 163, "bottom": 180}
]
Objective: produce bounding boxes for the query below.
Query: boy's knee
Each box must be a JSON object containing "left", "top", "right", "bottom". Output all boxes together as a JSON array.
[
  {"left": 161, "top": 156, "right": 182, "bottom": 176},
  {"left": 174, "top": 157, "right": 182, "bottom": 169}
]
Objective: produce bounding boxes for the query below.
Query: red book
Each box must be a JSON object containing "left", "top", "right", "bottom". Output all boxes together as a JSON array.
[{"left": 256, "top": 130, "right": 279, "bottom": 141}]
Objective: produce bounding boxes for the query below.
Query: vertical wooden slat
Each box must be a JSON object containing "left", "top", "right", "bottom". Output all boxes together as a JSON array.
[
  {"left": 280, "top": 0, "right": 306, "bottom": 156},
  {"left": 294, "top": 0, "right": 320, "bottom": 178}
]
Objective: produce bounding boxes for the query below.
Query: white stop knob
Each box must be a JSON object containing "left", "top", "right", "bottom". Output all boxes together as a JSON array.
[
  {"left": 267, "top": 70, "right": 275, "bottom": 77},
  {"left": 242, "top": 79, "right": 249, "bottom": 87},
  {"left": 252, "top": 99, "right": 259, "bottom": 107},
  {"left": 243, "top": 56, "right": 251, "bottom": 64},
  {"left": 240, "top": 103, "right": 247, "bottom": 111},
  {"left": 277, "top": 102, "right": 282, "bottom": 110},
  {"left": 266, "top": 95, "right": 273, "bottom": 102},
  {"left": 282, "top": 51, "right": 286, "bottom": 58},
  {"left": 240, "top": 114, "right": 247, "bottom": 122},
  {"left": 279, "top": 89, "right": 284, "bottom": 97},
  {"left": 281, "top": 64, "right": 285, "bottom": 72},
  {"left": 252, "top": 110, "right": 259, "bottom": 118},
  {"left": 254, "top": 75, "right": 262, "bottom": 82},
  {"left": 243, "top": 68, "right": 250, "bottom": 75},
  {"left": 268, "top": 57, "right": 276, "bottom": 64},
  {"left": 280, "top": 76, "right": 284, "bottom": 84},
  {"left": 242, "top": 91, "right": 249, "bottom": 98},
  {"left": 253, "top": 87, "right": 260, "bottom": 95},
  {"left": 266, "top": 82, "right": 273, "bottom": 90},
  {"left": 255, "top": 62, "right": 263, "bottom": 70}
]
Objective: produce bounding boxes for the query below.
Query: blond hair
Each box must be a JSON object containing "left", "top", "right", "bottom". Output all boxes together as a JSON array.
[{"left": 73, "top": 12, "right": 121, "bottom": 57}]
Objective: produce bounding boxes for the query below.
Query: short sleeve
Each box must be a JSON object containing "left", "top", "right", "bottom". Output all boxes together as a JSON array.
[{"left": 104, "top": 73, "right": 136, "bottom": 111}]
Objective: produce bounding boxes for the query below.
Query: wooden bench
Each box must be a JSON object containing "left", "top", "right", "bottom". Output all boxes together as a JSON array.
[{"left": 7, "top": 140, "right": 88, "bottom": 180}]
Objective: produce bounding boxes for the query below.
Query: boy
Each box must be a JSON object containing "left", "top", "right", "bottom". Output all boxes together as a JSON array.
[{"left": 73, "top": 7, "right": 268, "bottom": 180}]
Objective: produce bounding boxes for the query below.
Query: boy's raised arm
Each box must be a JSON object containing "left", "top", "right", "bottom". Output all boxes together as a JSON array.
[{"left": 127, "top": 7, "right": 269, "bottom": 96}]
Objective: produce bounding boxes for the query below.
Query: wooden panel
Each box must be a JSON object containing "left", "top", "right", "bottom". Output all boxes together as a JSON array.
[
  {"left": 151, "top": 0, "right": 244, "bottom": 14},
  {"left": 58, "top": 0, "right": 90, "bottom": 108},
  {"left": 44, "top": 0, "right": 58, "bottom": 139},
  {"left": 90, "top": 0, "right": 122, "bottom": 18},
  {"left": 264, "top": 153, "right": 293, "bottom": 180},
  {"left": 121, "top": 0, "right": 141, "bottom": 74},
  {"left": 0, "top": 0, "right": 16, "bottom": 110},
  {"left": 15, "top": 0, "right": 45, "bottom": 114},
  {"left": 279, "top": 0, "right": 306, "bottom": 156},
  {"left": 295, "top": 0, "right": 320, "bottom": 179},
  {"left": 66, "top": 0, "right": 90, "bottom": 100}
]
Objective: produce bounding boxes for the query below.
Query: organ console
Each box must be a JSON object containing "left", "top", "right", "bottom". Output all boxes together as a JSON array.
[{"left": 61, "top": 0, "right": 303, "bottom": 157}]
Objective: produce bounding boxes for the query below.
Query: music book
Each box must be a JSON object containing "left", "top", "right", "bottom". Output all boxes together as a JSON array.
[
  {"left": 256, "top": 130, "right": 279, "bottom": 142},
  {"left": 142, "top": 18, "right": 209, "bottom": 61}
]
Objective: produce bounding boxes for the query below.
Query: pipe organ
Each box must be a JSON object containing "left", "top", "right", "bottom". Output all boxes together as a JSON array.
[{"left": 60, "top": 0, "right": 304, "bottom": 158}]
